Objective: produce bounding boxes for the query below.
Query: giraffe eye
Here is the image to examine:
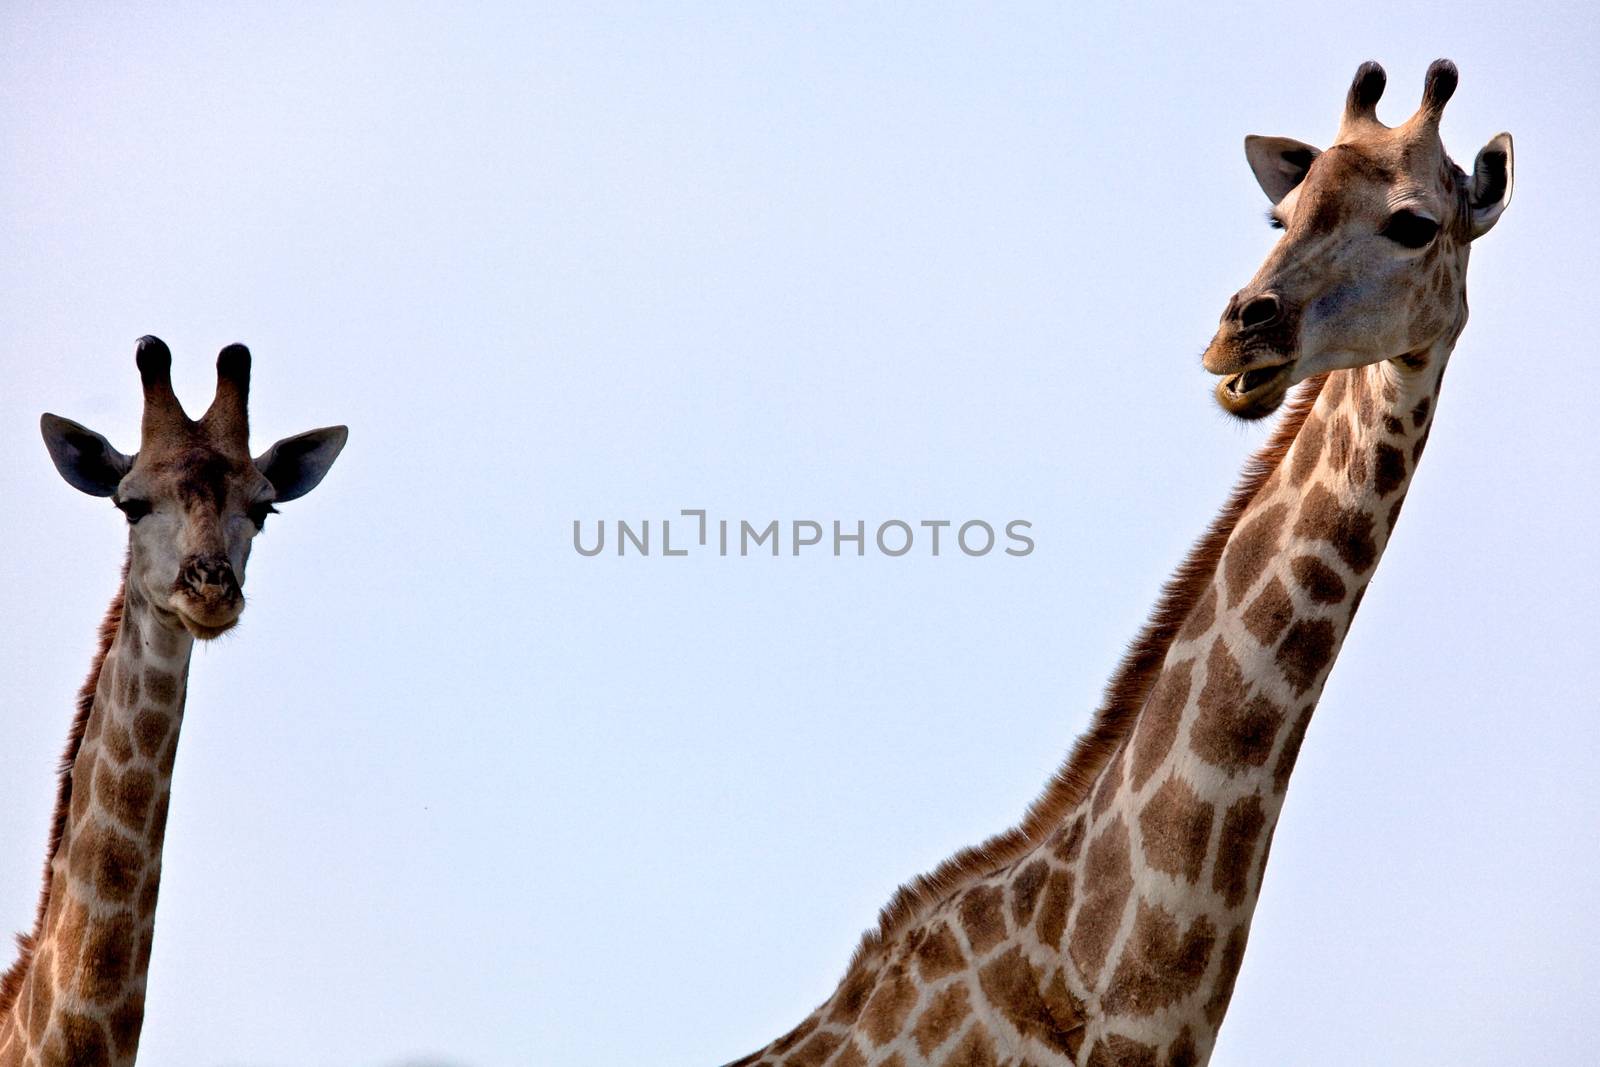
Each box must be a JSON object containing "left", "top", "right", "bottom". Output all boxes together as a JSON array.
[
  {"left": 1266, "top": 212, "right": 1285, "bottom": 230},
  {"left": 1381, "top": 210, "right": 1440, "bottom": 249},
  {"left": 114, "top": 498, "right": 151, "bottom": 524},
  {"left": 247, "top": 501, "right": 279, "bottom": 530}
]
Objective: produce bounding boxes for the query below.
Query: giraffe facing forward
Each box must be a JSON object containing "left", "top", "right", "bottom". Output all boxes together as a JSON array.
[
  {"left": 0, "top": 338, "right": 346, "bottom": 1065},
  {"left": 732, "top": 60, "right": 1513, "bottom": 1067}
]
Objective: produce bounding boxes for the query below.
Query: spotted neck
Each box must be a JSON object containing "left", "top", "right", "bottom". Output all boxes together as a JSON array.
[
  {"left": 0, "top": 579, "right": 194, "bottom": 1067},
  {"left": 1079, "top": 350, "right": 1448, "bottom": 1060},
  {"left": 733, "top": 349, "right": 1451, "bottom": 1067}
]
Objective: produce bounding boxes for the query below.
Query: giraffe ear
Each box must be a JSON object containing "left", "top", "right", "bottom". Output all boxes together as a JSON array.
[
  {"left": 1467, "top": 132, "right": 1513, "bottom": 239},
  {"left": 40, "top": 414, "right": 132, "bottom": 497},
  {"left": 254, "top": 425, "right": 348, "bottom": 503},
  {"left": 1244, "top": 136, "right": 1321, "bottom": 205}
]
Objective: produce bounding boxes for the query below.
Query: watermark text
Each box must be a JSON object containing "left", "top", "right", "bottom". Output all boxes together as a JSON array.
[{"left": 572, "top": 511, "right": 1034, "bottom": 558}]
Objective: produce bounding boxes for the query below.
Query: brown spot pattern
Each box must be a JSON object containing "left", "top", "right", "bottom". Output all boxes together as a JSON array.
[
  {"left": 1034, "top": 869, "right": 1075, "bottom": 950},
  {"left": 149, "top": 625, "right": 180, "bottom": 658},
  {"left": 1272, "top": 713, "right": 1311, "bottom": 793},
  {"left": 1289, "top": 415, "right": 1324, "bottom": 486},
  {"left": 828, "top": 963, "right": 878, "bottom": 1025},
  {"left": 1348, "top": 446, "right": 1368, "bottom": 488},
  {"left": 45, "top": 1012, "right": 112, "bottom": 1067},
  {"left": 1213, "top": 796, "right": 1267, "bottom": 907},
  {"left": 1086, "top": 1034, "right": 1159, "bottom": 1067},
  {"left": 70, "top": 758, "right": 95, "bottom": 823},
  {"left": 65, "top": 827, "right": 142, "bottom": 908},
  {"left": 1290, "top": 556, "right": 1346, "bottom": 604},
  {"left": 957, "top": 885, "right": 1006, "bottom": 955},
  {"left": 95, "top": 765, "right": 156, "bottom": 833},
  {"left": 28, "top": 951, "right": 52, "bottom": 1045},
  {"left": 1192, "top": 639, "right": 1283, "bottom": 773},
  {"left": 1050, "top": 816, "right": 1086, "bottom": 863},
  {"left": 77, "top": 912, "right": 136, "bottom": 1004},
  {"left": 157, "top": 731, "right": 180, "bottom": 776},
  {"left": 941, "top": 1021, "right": 999, "bottom": 1067},
  {"left": 1412, "top": 424, "right": 1431, "bottom": 464},
  {"left": 1243, "top": 577, "right": 1294, "bottom": 646},
  {"left": 912, "top": 981, "right": 971, "bottom": 1055},
  {"left": 103, "top": 722, "right": 134, "bottom": 764},
  {"left": 861, "top": 965, "right": 918, "bottom": 1045},
  {"left": 132, "top": 710, "right": 170, "bottom": 759},
  {"left": 784, "top": 1030, "right": 842, "bottom": 1067},
  {"left": 1411, "top": 396, "right": 1431, "bottom": 427},
  {"left": 1091, "top": 746, "right": 1124, "bottom": 819},
  {"left": 1011, "top": 860, "right": 1048, "bottom": 928},
  {"left": 1205, "top": 926, "right": 1250, "bottom": 1025},
  {"left": 1223, "top": 504, "right": 1288, "bottom": 607},
  {"left": 114, "top": 662, "right": 140, "bottom": 709},
  {"left": 1253, "top": 831, "right": 1275, "bottom": 902},
  {"left": 142, "top": 670, "right": 177, "bottom": 706},
  {"left": 1139, "top": 776, "right": 1215, "bottom": 884},
  {"left": 1294, "top": 486, "right": 1377, "bottom": 574},
  {"left": 977, "top": 947, "right": 1085, "bottom": 1056},
  {"left": 830, "top": 1042, "right": 867, "bottom": 1067},
  {"left": 1129, "top": 662, "right": 1193, "bottom": 790},
  {"left": 1069, "top": 818, "right": 1133, "bottom": 983},
  {"left": 1326, "top": 416, "right": 1353, "bottom": 473},
  {"left": 137, "top": 875, "right": 160, "bottom": 920},
  {"left": 108, "top": 991, "right": 144, "bottom": 1055},
  {"left": 1103, "top": 901, "right": 1216, "bottom": 1016},
  {"left": 1373, "top": 443, "right": 1407, "bottom": 497},
  {"left": 54, "top": 900, "right": 88, "bottom": 969},
  {"left": 84, "top": 702, "right": 105, "bottom": 744},
  {"left": 1351, "top": 368, "right": 1374, "bottom": 426},
  {"left": 134, "top": 928, "right": 153, "bottom": 974},
  {"left": 1276, "top": 618, "right": 1337, "bottom": 695},
  {"left": 1168, "top": 1027, "right": 1200, "bottom": 1067},
  {"left": 914, "top": 924, "right": 964, "bottom": 984},
  {"left": 147, "top": 793, "right": 171, "bottom": 849}
]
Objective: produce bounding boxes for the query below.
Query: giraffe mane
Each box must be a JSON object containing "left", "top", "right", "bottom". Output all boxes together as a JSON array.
[
  {"left": 0, "top": 560, "right": 128, "bottom": 1017},
  {"left": 845, "top": 374, "right": 1328, "bottom": 970}
]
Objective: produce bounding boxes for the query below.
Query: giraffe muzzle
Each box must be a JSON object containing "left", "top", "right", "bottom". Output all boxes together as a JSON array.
[
  {"left": 1215, "top": 361, "right": 1294, "bottom": 420},
  {"left": 172, "top": 554, "right": 243, "bottom": 637},
  {"left": 1204, "top": 287, "right": 1303, "bottom": 418}
]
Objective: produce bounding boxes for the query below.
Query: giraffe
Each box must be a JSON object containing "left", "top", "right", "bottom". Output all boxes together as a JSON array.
[
  {"left": 0, "top": 337, "right": 347, "bottom": 1066},
  {"left": 729, "top": 60, "right": 1513, "bottom": 1067}
]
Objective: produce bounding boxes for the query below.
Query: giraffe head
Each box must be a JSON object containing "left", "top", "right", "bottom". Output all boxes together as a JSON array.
[
  {"left": 39, "top": 336, "right": 347, "bottom": 639},
  {"left": 1204, "top": 59, "right": 1514, "bottom": 419}
]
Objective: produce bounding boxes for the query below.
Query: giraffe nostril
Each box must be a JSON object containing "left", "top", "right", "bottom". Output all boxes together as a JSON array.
[
  {"left": 1239, "top": 294, "right": 1283, "bottom": 330},
  {"left": 179, "top": 556, "right": 239, "bottom": 596}
]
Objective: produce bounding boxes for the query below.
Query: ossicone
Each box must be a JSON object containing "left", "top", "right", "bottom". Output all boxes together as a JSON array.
[
  {"left": 201, "top": 342, "right": 253, "bottom": 447},
  {"left": 1343, "top": 60, "right": 1386, "bottom": 127},
  {"left": 1420, "top": 58, "right": 1459, "bottom": 118},
  {"left": 135, "top": 335, "right": 187, "bottom": 436}
]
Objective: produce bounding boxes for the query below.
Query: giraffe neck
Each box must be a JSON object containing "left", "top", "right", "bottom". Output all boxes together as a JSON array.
[
  {"left": 1078, "top": 351, "right": 1448, "bottom": 1059},
  {"left": 736, "top": 351, "right": 1454, "bottom": 1067},
  {"left": 0, "top": 580, "right": 194, "bottom": 1067}
]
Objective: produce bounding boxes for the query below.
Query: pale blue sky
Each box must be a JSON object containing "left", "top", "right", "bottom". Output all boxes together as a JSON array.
[{"left": 2, "top": 4, "right": 1597, "bottom": 1065}]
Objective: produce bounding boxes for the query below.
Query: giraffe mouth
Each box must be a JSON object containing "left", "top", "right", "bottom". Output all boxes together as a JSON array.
[
  {"left": 1216, "top": 361, "right": 1294, "bottom": 419},
  {"left": 169, "top": 599, "right": 243, "bottom": 640},
  {"left": 177, "top": 613, "right": 238, "bottom": 640}
]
